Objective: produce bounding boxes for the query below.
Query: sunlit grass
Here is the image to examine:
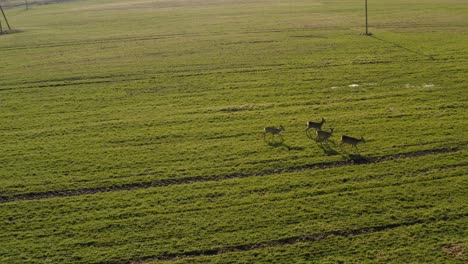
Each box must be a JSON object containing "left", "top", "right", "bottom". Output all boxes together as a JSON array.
[{"left": 0, "top": 0, "right": 467, "bottom": 263}]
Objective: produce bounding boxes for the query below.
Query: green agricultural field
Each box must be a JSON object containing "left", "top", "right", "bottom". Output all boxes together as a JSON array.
[{"left": 0, "top": 0, "right": 467, "bottom": 263}]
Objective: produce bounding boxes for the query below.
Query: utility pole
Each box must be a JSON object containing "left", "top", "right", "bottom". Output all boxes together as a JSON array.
[
  {"left": 0, "top": 4, "right": 11, "bottom": 32},
  {"left": 365, "top": 0, "right": 370, "bottom": 35}
]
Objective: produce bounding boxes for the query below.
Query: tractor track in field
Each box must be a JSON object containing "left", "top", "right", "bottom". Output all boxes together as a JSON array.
[
  {"left": 0, "top": 28, "right": 304, "bottom": 52},
  {"left": 1, "top": 0, "right": 80, "bottom": 9},
  {"left": 109, "top": 165, "right": 467, "bottom": 219},
  {"left": 0, "top": 34, "right": 185, "bottom": 52},
  {"left": 103, "top": 213, "right": 468, "bottom": 263},
  {"left": 0, "top": 147, "right": 461, "bottom": 204},
  {"left": 0, "top": 80, "right": 117, "bottom": 91}
]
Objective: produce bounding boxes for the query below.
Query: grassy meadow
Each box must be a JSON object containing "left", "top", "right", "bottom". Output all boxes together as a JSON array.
[{"left": 0, "top": 0, "right": 467, "bottom": 263}]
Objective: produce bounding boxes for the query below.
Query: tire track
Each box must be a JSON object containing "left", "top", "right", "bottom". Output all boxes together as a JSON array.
[
  {"left": 0, "top": 34, "right": 183, "bottom": 52},
  {"left": 0, "top": 28, "right": 294, "bottom": 52},
  {"left": 0, "top": 147, "right": 461, "bottom": 203},
  {"left": 103, "top": 213, "right": 468, "bottom": 263},
  {"left": 2, "top": 0, "right": 78, "bottom": 9},
  {"left": 105, "top": 165, "right": 466, "bottom": 219},
  {"left": 0, "top": 80, "right": 117, "bottom": 92},
  {"left": 0, "top": 26, "right": 350, "bottom": 53}
]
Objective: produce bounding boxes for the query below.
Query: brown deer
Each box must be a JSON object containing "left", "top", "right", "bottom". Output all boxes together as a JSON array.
[
  {"left": 316, "top": 128, "right": 334, "bottom": 143},
  {"left": 263, "top": 125, "right": 285, "bottom": 140},
  {"left": 340, "top": 135, "right": 365, "bottom": 151},
  {"left": 306, "top": 118, "right": 325, "bottom": 132}
]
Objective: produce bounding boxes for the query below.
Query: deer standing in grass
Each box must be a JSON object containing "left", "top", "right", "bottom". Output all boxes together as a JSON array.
[
  {"left": 306, "top": 118, "right": 325, "bottom": 132},
  {"left": 316, "top": 128, "right": 334, "bottom": 143},
  {"left": 340, "top": 135, "right": 365, "bottom": 151},
  {"left": 263, "top": 125, "right": 285, "bottom": 140}
]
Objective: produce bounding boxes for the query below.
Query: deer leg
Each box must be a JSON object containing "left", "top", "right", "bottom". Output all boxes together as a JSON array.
[{"left": 353, "top": 145, "right": 359, "bottom": 153}]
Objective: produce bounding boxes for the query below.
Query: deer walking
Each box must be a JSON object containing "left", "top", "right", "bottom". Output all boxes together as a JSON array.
[
  {"left": 306, "top": 118, "right": 325, "bottom": 132},
  {"left": 263, "top": 125, "right": 285, "bottom": 140},
  {"left": 316, "top": 128, "right": 334, "bottom": 143},
  {"left": 340, "top": 135, "right": 365, "bottom": 151}
]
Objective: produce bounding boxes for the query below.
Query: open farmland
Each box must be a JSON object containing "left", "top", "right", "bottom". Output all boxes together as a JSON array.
[{"left": 0, "top": 0, "right": 467, "bottom": 263}]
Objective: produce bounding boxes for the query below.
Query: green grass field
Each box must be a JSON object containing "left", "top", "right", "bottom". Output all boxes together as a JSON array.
[{"left": 0, "top": 0, "right": 467, "bottom": 263}]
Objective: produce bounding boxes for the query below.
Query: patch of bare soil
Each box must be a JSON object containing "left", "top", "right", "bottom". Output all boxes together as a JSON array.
[{"left": 442, "top": 243, "right": 465, "bottom": 259}]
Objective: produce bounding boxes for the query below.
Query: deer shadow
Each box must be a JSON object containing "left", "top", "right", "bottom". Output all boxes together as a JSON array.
[
  {"left": 318, "top": 144, "right": 340, "bottom": 156},
  {"left": 263, "top": 134, "right": 284, "bottom": 143},
  {"left": 305, "top": 129, "right": 314, "bottom": 140},
  {"left": 306, "top": 131, "right": 340, "bottom": 156},
  {"left": 266, "top": 140, "right": 288, "bottom": 150},
  {"left": 341, "top": 153, "right": 371, "bottom": 164},
  {"left": 266, "top": 140, "right": 304, "bottom": 151},
  {"left": 313, "top": 140, "right": 341, "bottom": 156}
]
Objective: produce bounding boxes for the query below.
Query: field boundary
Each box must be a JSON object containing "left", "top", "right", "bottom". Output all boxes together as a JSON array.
[
  {"left": 103, "top": 213, "right": 468, "bottom": 263},
  {"left": 0, "top": 147, "right": 461, "bottom": 203}
]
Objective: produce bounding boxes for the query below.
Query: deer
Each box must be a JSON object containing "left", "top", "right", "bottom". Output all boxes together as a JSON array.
[
  {"left": 263, "top": 125, "right": 285, "bottom": 140},
  {"left": 340, "top": 135, "right": 366, "bottom": 151},
  {"left": 316, "top": 128, "right": 334, "bottom": 143},
  {"left": 306, "top": 118, "right": 325, "bottom": 132}
]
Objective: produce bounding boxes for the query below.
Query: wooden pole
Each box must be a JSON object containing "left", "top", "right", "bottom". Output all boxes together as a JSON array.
[
  {"left": 365, "top": 0, "right": 369, "bottom": 35},
  {"left": 0, "top": 19, "right": 3, "bottom": 34},
  {"left": 0, "top": 5, "right": 11, "bottom": 31},
  {"left": 25, "top": 0, "right": 29, "bottom": 10}
]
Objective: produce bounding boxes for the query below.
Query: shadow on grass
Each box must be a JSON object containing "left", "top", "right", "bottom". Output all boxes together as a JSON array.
[
  {"left": 370, "top": 35, "right": 434, "bottom": 60},
  {"left": 318, "top": 143, "right": 340, "bottom": 156},
  {"left": 266, "top": 139, "right": 287, "bottom": 149},
  {"left": 341, "top": 153, "right": 371, "bottom": 164},
  {"left": 306, "top": 131, "right": 340, "bottom": 156},
  {"left": 266, "top": 140, "right": 304, "bottom": 151},
  {"left": 305, "top": 130, "right": 314, "bottom": 140}
]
